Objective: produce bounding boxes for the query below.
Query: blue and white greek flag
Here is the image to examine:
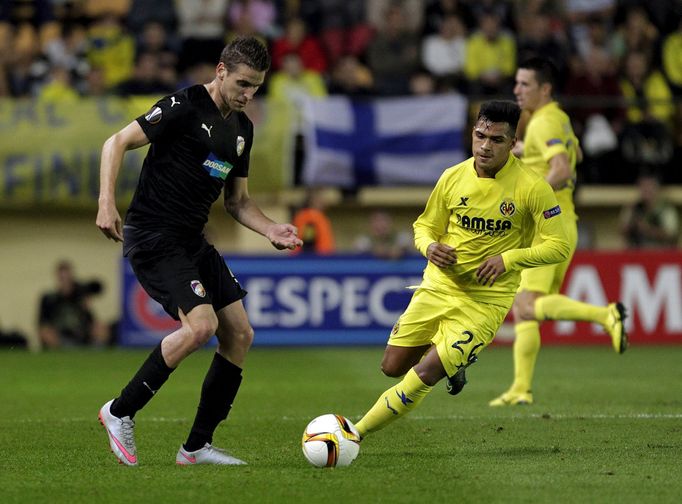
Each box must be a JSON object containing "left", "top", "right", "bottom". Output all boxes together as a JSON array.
[{"left": 302, "top": 94, "right": 468, "bottom": 187}]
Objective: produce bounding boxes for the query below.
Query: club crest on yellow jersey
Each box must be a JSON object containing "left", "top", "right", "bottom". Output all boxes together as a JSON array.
[{"left": 500, "top": 199, "right": 516, "bottom": 216}]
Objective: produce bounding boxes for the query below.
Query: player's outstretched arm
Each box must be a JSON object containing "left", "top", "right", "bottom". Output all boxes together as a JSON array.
[
  {"left": 224, "top": 177, "right": 303, "bottom": 250},
  {"left": 96, "top": 121, "right": 150, "bottom": 242}
]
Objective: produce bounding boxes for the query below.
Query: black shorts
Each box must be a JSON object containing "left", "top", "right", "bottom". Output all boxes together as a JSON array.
[{"left": 125, "top": 229, "right": 246, "bottom": 320}]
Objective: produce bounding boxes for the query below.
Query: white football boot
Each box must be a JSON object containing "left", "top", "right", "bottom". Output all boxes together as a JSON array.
[
  {"left": 98, "top": 399, "right": 138, "bottom": 466},
  {"left": 176, "top": 443, "right": 247, "bottom": 465}
]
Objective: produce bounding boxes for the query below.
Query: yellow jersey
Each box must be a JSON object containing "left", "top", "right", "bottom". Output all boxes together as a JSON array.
[
  {"left": 522, "top": 101, "right": 579, "bottom": 218},
  {"left": 413, "top": 154, "right": 570, "bottom": 308}
]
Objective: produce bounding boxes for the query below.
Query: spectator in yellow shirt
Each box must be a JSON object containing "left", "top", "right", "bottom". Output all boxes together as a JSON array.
[
  {"left": 464, "top": 10, "right": 516, "bottom": 95},
  {"left": 620, "top": 51, "right": 673, "bottom": 125},
  {"left": 36, "top": 66, "right": 80, "bottom": 104},
  {"left": 662, "top": 18, "right": 682, "bottom": 94},
  {"left": 86, "top": 14, "right": 135, "bottom": 90}
]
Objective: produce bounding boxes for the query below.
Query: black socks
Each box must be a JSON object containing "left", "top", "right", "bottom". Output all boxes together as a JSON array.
[
  {"left": 184, "top": 352, "right": 243, "bottom": 452},
  {"left": 110, "top": 343, "right": 175, "bottom": 419},
  {"left": 108, "top": 345, "right": 242, "bottom": 452}
]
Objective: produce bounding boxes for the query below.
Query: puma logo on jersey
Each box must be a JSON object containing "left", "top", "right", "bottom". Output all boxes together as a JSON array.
[
  {"left": 170, "top": 96, "right": 181, "bottom": 107},
  {"left": 202, "top": 123, "right": 213, "bottom": 138}
]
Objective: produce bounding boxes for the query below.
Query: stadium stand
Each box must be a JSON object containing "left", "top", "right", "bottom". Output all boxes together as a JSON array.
[{"left": 1, "top": 0, "right": 681, "bottom": 348}]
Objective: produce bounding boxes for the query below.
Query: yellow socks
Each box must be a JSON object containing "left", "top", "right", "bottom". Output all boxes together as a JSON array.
[
  {"left": 535, "top": 294, "right": 608, "bottom": 325},
  {"left": 355, "top": 368, "right": 432, "bottom": 437},
  {"left": 510, "top": 321, "right": 540, "bottom": 394},
  {"left": 506, "top": 295, "right": 610, "bottom": 396}
]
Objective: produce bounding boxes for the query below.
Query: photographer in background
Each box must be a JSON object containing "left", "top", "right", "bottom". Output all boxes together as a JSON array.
[
  {"left": 38, "top": 260, "right": 111, "bottom": 349},
  {"left": 620, "top": 172, "right": 680, "bottom": 249}
]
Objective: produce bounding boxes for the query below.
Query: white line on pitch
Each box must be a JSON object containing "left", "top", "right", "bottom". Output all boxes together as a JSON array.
[
  {"left": 6, "top": 413, "right": 682, "bottom": 424},
  {"left": 5, "top": 416, "right": 189, "bottom": 423},
  {"left": 284, "top": 413, "right": 682, "bottom": 421}
]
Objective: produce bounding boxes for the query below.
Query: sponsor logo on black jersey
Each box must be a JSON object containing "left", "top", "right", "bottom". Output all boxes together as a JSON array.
[
  {"left": 500, "top": 199, "right": 516, "bottom": 216},
  {"left": 202, "top": 152, "right": 234, "bottom": 180},
  {"left": 236, "top": 136, "right": 245, "bottom": 156},
  {"left": 456, "top": 213, "right": 512, "bottom": 235},
  {"left": 543, "top": 205, "right": 562, "bottom": 219},
  {"left": 145, "top": 106, "right": 162, "bottom": 124}
]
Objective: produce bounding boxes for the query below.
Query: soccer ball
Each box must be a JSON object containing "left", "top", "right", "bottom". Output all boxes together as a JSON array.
[{"left": 301, "top": 414, "right": 361, "bottom": 468}]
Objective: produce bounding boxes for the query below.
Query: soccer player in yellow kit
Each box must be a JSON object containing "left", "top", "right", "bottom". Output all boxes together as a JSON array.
[
  {"left": 489, "top": 57, "right": 628, "bottom": 407},
  {"left": 354, "top": 100, "right": 571, "bottom": 438}
]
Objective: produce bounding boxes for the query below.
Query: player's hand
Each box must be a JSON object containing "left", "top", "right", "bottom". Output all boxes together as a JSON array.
[
  {"left": 426, "top": 242, "right": 457, "bottom": 268},
  {"left": 96, "top": 201, "right": 123, "bottom": 242},
  {"left": 476, "top": 255, "right": 506, "bottom": 286},
  {"left": 267, "top": 223, "right": 303, "bottom": 250}
]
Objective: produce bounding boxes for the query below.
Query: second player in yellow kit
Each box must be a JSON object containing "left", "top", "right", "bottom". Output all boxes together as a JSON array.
[
  {"left": 353, "top": 101, "right": 571, "bottom": 439},
  {"left": 517, "top": 97, "right": 579, "bottom": 298},
  {"left": 490, "top": 57, "right": 628, "bottom": 408}
]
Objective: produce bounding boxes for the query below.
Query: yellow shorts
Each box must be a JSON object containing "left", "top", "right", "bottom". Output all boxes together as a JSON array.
[
  {"left": 388, "top": 287, "right": 509, "bottom": 378},
  {"left": 518, "top": 217, "right": 578, "bottom": 294}
]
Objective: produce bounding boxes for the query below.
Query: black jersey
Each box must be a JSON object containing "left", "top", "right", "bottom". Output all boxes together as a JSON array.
[{"left": 126, "top": 85, "right": 253, "bottom": 237}]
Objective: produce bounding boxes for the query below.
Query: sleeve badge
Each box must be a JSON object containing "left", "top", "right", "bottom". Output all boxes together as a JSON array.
[{"left": 144, "top": 106, "right": 162, "bottom": 124}]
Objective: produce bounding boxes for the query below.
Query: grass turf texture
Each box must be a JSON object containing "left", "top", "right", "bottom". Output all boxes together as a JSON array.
[{"left": 1, "top": 345, "right": 680, "bottom": 503}]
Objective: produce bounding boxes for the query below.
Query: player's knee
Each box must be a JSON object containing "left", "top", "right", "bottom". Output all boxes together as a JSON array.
[
  {"left": 380, "top": 354, "right": 408, "bottom": 377},
  {"left": 513, "top": 299, "right": 535, "bottom": 321},
  {"left": 187, "top": 317, "right": 219, "bottom": 349},
  {"left": 234, "top": 325, "right": 254, "bottom": 351},
  {"left": 379, "top": 356, "right": 392, "bottom": 376},
  {"left": 380, "top": 361, "right": 405, "bottom": 378}
]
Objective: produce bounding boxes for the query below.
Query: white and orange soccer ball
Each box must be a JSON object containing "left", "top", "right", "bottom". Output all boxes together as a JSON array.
[{"left": 301, "top": 414, "right": 361, "bottom": 468}]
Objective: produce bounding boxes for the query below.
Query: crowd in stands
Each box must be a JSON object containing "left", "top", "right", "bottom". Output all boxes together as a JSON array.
[{"left": 1, "top": 0, "right": 682, "bottom": 183}]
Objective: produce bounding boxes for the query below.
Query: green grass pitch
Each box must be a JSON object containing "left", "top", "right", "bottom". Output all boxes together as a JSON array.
[{"left": 1, "top": 345, "right": 681, "bottom": 503}]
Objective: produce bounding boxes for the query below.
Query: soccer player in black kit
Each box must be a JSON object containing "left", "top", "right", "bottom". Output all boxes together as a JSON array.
[{"left": 96, "top": 37, "right": 302, "bottom": 466}]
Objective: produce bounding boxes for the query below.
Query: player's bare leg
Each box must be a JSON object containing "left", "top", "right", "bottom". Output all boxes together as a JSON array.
[
  {"left": 355, "top": 347, "right": 446, "bottom": 437},
  {"left": 380, "top": 344, "right": 431, "bottom": 377},
  {"left": 178, "top": 301, "right": 253, "bottom": 465},
  {"left": 162, "top": 305, "right": 219, "bottom": 367},
  {"left": 100, "top": 304, "right": 216, "bottom": 465}
]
